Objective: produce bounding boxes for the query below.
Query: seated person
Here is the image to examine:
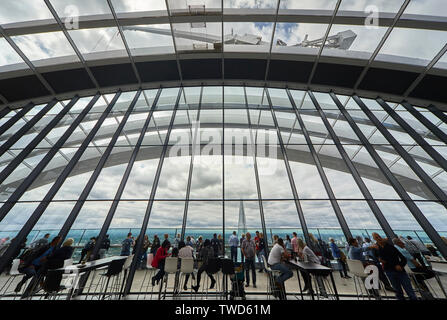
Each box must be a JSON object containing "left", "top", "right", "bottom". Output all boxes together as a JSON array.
[
  {"left": 267, "top": 238, "right": 293, "bottom": 287},
  {"left": 15, "top": 236, "right": 62, "bottom": 295}
]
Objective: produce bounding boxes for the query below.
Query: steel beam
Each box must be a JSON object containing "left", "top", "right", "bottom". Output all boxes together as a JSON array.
[
  {"left": 123, "top": 87, "right": 182, "bottom": 295},
  {"left": 309, "top": 90, "right": 396, "bottom": 239},
  {"left": 337, "top": 94, "right": 447, "bottom": 259}
]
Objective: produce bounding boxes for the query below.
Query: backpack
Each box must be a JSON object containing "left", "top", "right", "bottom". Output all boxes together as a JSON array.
[{"left": 18, "top": 244, "right": 49, "bottom": 269}]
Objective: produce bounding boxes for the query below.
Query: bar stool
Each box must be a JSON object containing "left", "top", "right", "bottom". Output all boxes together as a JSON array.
[
  {"left": 203, "top": 258, "right": 221, "bottom": 300},
  {"left": 0, "top": 259, "right": 24, "bottom": 298},
  {"left": 138, "top": 253, "right": 156, "bottom": 300},
  {"left": 94, "top": 259, "right": 125, "bottom": 300},
  {"left": 160, "top": 257, "right": 178, "bottom": 300},
  {"left": 262, "top": 257, "right": 283, "bottom": 300},
  {"left": 404, "top": 265, "right": 435, "bottom": 299},
  {"left": 119, "top": 255, "right": 134, "bottom": 299},
  {"left": 178, "top": 258, "right": 194, "bottom": 298},
  {"left": 221, "top": 258, "right": 234, "bottom": 300},
  {"left": 346, "top": 259, "right": 386, "bottom": 300}
]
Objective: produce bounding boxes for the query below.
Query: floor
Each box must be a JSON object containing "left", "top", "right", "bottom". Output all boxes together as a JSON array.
[{"left": 1, "top": 266, "right": 446, "bottom": 300}]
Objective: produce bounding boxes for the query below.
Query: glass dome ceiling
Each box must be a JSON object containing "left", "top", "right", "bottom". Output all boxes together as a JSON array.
[{"left": 0, "top": 0, "right": 446, "bottom": 108}]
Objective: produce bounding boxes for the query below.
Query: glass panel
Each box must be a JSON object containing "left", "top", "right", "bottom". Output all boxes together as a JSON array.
[
  {"left": 273, "top": 23, "right": 329, "bottom": 54},
  {"left": 263, "top": 200, "right": 301, "bottom": 246},
  {"left": 377, "top": 201, "right": 423, "bottom": 230},
  {"left": 377, "top": 28, "right": 447, "bottom": 67},
  {"left": 120, "top": 146, "right": 162, "bottom": 199},
  {"left": 338, "top": 200, "right": 382, "bottom": 230},
  {"left": 0, "top": 38, "right": 26, "bottom": 67},
  {"left": 68, "top": 27, "right": 126, "bottom": 59},
  {"left": 223, "top": 22, "right": 273, "bottom": 53},
  {"left": 286, "top": 144, "right": 328, "bottom": 199},
  {"left": 123, "top": 24, "right": 175, "bottom": 55},
  {"left": 154, "top": 150, "right": 190, "bottom": 199},
  {"left": 224, "top": 86, "right": 245, "bottom": 107},
  {"left": 415, "top": 201, "right": 447, "bottom": 233},
  {"left": 186, "top": 201, "right": 223, "bottom": 229},
  {"left": 190, "top": 155, "right": 223, "bottom": 199},
  {"left": 112, "top": 0, "right": 167, "bottom": 12},
  {"left": 257, "top": 151, "right": 294, "bottom": 199},
  {"left": 50, "top": 0, "right": 112, "bottom": 17},
  {"left": 224, "top": 0, "right": 278, "bottom": 9},
  {"left": 225, "top": 154, "right": 257, "bottom": 200},
  {"left": 280, "top": 0, "right": 338, "bottom": 10},
  {"left": 318, "top": 145, "right": 364, "bottom": 199},
  {"left": 246, "top": 87, "right": 268, "bottom": 109},
  {"left": 156, "top": 88, "right": 179, "bottom": 110},
  {"left": 0, "top": 1, "right": 54, "bottom": 25},
  {"left": 0, "top": 202, "right": 40, "bottom": 234},
  {"left": 172, "top": 22, "right": 222, "bottom": 52},
  {"left": 53, "top": 147, "right": 105, "bottom": 201},
  {"left": 404, "top": 0, "right": 447, "bottom": 17},
  {"left": 11, "top": 32, "right": 78, "bottom": 63}
]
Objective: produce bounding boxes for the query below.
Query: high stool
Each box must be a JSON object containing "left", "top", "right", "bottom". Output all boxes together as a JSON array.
[
  {"left": 178, "top": 258, "right": 194, "bottom": 299},
  {"left": 138, "top": 253, "right": 156, "bottom": 300},
  {"left": 119, "top": 255, "right": 134, "bottom": 299},
  {"left": 0, "top": 259, "right": 24, "bottom": 299},
  {"left": 346, "top": 259, "right": 387, "bottom": 300},
  {"left": 203, "top": 258, "right": 221, "bottom": 300},
  {"left": 221, "top": 258, "right": 234, "bottom": 300},
  {"left": 262, "top": 257, "right": 283, "bottom": 300},
  {"left": 405, "top": 265, "right": 435, "bottom": 300},
  {"left": 95, "top": 259, "right": 125, "bottom": 300},
  {"left": 160, "top": 257, "right": 178, "bottom": 300}
]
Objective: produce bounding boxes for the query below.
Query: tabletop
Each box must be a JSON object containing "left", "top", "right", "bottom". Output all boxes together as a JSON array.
[{"left": 49, "top": 255, "right": 128, "bottom": 274}]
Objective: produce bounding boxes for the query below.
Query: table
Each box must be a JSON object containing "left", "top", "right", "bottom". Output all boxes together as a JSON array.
[
  {"left": 287, "top": 259, "right": 339, "bottom": 300},
  {"left": 49, "top": 256, "right": 127, "bottom": 300},
  {"left": 428, "top": 261, "right": 447, "bottom": 298}
]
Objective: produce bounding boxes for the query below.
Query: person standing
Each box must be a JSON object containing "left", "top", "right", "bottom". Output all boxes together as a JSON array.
[
  {"left": 79, "top": 237, "right": 96, "bottom": 263},
  {"left": 217, "top": 234, "right": 224, "bottom": 256},
  {"left": 257, "top": 233, "right": 267, "bottom": 272},
  {"left": 211, "top": 234, "right": 219, "bottom": 258},
  {"left": 121, "top": 233, "right": 134, "bottom": 256},
  {"left": 329, "top": 238, "right": 350, "bottom": 279},
  {"left": 99, "top": 234, "right": 110, "bottom": 259},
  {"left": 30, "top": 234, "right": 50, "bottom": 249},
  {"left": 174, "top": 233, "right": 181, "bottom": 249},
  {"left": 229, "top": 231, "right": 239, "bottom": 263},
  {"left": 372, "top": 233, "right": 417, "bottom": 300},
  {"left": 407, "top": 236, "right": 430, "bottom": 265},
  {"left": 150, "top": 234, "right": 160, "bottom": 256},
  {"left": 241, "top": 232, "right": 257, "bottom": 288},
  {"left": 291, "top": 232, "right": 298, "bottom": 259},
  {"left": 239, "top": 234, "right": 245, "bottom": 263}
]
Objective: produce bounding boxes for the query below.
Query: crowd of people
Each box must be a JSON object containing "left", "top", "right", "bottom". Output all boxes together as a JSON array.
[{"left": 0, "top": 230, "right": 444, "bottom": 300}]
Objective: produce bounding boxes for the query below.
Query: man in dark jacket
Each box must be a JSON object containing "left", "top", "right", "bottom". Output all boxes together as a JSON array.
[
  {"left": 191, "top": 240, "right": 216, "bottom": 292},
  {"left": 372, "top": 233, "right": 417, "bottom": 300}
]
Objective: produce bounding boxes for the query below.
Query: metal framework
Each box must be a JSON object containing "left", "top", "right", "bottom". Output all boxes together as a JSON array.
[
  {"left": 0, "top": 85, "right": 447, "bottom": 293},
  {"left": 0, "top": 3, "right": 447, "bottom": 109}
]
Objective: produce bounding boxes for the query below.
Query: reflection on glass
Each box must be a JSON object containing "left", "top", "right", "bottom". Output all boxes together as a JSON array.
[
  {"left": 69, "top": 27, "right": 126, "bottom": 58},
  {"left": 123, "top": 24, "right": 175, "bottom": 55},
  {"left": 223, "top": 22, "right": 273, "bottom": 53},
  {"left": 273, "top": 23, "right": 329, "bottom": 54}
]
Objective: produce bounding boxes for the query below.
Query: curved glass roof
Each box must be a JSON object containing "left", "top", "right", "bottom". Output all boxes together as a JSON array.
[{"left": 0, "top": 0, "right": 446, "bottom": 70}]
